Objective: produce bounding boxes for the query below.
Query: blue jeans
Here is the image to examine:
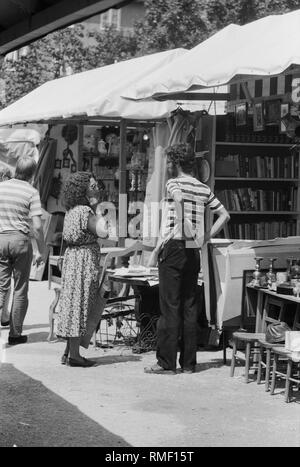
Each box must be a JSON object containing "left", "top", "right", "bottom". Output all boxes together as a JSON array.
[{"left": 0, "top": 232, "right": 33, "bottom": 337}]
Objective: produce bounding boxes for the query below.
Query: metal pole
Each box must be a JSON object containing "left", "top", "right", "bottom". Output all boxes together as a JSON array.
[{"left": 118, "top": 119, "right": 127, "bottom": 246}]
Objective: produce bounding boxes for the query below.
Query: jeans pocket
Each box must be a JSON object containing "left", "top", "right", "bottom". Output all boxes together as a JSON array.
[
  {"left": 16, "top": 239, "right": 29, "bottom": 255},
  {"left": 159, "top": 242, "right": 183, "bottom": 264}
]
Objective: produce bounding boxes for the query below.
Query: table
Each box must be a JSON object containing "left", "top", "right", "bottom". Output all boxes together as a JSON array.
[
  {"left": 246, "top": 285, "right": 300, "bottom": 333},
  {"left": 108, "top": 273, "right": 160, "bottom": 352},
  {"left": 48, "top": 246, "right": 127, "bottom": 289}
]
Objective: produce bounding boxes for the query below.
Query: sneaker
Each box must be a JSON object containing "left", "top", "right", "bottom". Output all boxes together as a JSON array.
[
  {"left": 144, "top": 363, "right": 177, "bottom": 375},
  {"left": 8, "top": 335, "right": 28, "bottom": 346},
  {"left": 180, "top": 368, "right": 195, "bottom": 374}
]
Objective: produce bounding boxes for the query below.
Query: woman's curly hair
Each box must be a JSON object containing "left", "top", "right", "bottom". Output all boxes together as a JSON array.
[
  {"left": 62, "top": 171, "right": 92, "bottom": 210},
  {"left": 165, "top": 143, "right": 195, "bottom": 172},
  {"left": 0, "top": 165, "right": 12, "bottom": 182}
]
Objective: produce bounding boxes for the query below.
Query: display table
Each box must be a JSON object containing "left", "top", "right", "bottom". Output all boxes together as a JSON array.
[
  {"left": 208, "top": 236, "right": 300, "bottom": 330},
  {"left": 246, "top": 285, "right": 300, "bottom": 333},
  {"left": 108, "top": 273, "right": 160, "bottom": 353}
]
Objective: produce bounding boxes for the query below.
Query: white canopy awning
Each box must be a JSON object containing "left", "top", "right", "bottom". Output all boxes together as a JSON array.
[
  {"left": 123, "top": 9, "right": 300, "bottom": 100},
  {"left": 0, "top": 49, "right": 189, "bottom": 126}
]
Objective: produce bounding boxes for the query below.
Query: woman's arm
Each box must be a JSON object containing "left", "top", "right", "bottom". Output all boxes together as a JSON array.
[{"left": 88, "top": 213, "right": 109, "bottom": 238}]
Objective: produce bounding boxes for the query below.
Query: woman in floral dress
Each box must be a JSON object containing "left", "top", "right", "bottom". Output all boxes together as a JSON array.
[{"left": 57, "top": 172, "right": 108, "bottom": 367}]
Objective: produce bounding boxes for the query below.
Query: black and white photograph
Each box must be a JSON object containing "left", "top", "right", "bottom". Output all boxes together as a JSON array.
[{"left": 0, "top": 0, "right": 299, "bottom": 453}]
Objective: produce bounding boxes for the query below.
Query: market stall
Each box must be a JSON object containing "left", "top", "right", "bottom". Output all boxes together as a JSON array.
[
  {"left": 122, "top": 9, "right": 300, "bottom": 339},
  {"left": 0, "top": 48, "right": 227, "bottom": 246}
]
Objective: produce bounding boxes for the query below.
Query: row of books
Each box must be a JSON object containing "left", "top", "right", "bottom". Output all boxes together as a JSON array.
[
  {"left": 228, "top": 221, "right": 296, "bottom": 240},
  {"left": 216, "top": 153, "right": 299, "bottom": 179},
  {"left": 215, "top": 187, "right": 297, "bottom": 212}
]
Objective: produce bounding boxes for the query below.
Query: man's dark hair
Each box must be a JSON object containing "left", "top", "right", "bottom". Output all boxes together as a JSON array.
[
  {"left": 165, "top": 143, "right": 195, "bottom": 173},
  {"left": 15, "top": 156, "right": 37, "bottom": 181}
]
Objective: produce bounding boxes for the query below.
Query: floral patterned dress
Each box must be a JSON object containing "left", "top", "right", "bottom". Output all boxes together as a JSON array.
[{"left": 57, "top": 205, "right": 101, "bottom": 338}]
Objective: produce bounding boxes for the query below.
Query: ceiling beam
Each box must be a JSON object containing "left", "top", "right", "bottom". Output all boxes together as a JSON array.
[{"left": 0, "top": 0, "right": 131, "bottom": 55}]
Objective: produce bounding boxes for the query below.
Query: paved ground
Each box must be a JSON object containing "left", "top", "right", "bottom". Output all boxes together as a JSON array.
[{"left": 0, "top": 281, "right": 299, "bottom": 447}]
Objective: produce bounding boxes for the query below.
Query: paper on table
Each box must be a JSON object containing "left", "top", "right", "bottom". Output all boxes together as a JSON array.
[
  {"left": 148, "top": 280, "right": 159, "bottom": 287},
  {"left": 111, "top": 267, "right": 158, "bottom": 277}
]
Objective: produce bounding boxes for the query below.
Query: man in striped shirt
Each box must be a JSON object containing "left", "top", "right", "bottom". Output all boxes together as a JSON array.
[
  {"left": 0, "top": 156, "right": 46, "bottom": 345},
  {"left": 145, "top": 143, "right": 229, "bottom": 375}
]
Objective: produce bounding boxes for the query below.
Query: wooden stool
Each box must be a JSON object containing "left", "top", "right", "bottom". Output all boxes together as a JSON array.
[
  {"left": 47, "top": 287, "right": 61, "bottom": 342},
  {"left": 256, "top": 295, "right": 287, "bottom": 391},
  {"left": 270, "top": 346, "right": 300, "bottom": 403},
  {"left": 230, "top": 331, "right": 265, "bottom": 383},
  {"left": 257, "top": 339, "right": 284, "bottom": 391}
]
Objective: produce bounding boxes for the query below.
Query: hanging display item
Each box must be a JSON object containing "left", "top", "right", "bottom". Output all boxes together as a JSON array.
[
  {"left": 55, "top": 159, "right": 62, "bottom": 169},
  {"left": 98, "top": 138, "right": 107, "bottom": 157},
  {"left": 50, "top": 173, "right": 62, "bottom": 200},
  {"left": 61, "top": 124, "right": 77, "bottom": 172}
]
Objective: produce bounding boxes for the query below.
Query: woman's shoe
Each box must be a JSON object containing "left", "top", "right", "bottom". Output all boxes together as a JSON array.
[{"left": 68, "top": 357, "right": 96, "bottom": 367}]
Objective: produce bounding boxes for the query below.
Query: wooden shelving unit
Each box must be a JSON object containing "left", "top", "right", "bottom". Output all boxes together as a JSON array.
[{"left": 212, "top": 123, "right": 300, "bottom": 241}]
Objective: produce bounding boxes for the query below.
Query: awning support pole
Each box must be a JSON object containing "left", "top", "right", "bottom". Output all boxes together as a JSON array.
[
  {"left": 118, "top": 119, "right": 127, "bottom": 247},
  {"left": 77, "top": 123, "right": 84, "bottom": 171}
]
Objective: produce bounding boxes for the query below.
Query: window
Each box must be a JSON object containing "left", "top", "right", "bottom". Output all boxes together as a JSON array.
[{"left": 99, "top": 8, "right": 121, "bottom": 29}]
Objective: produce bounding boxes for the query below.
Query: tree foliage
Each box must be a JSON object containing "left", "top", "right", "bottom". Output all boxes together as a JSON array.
[
  {"left": 134, "top": 0, "right": 209, "bottom": 53},
  {"left": 0, "top": 24, "right": 137, "bottom": 108}
]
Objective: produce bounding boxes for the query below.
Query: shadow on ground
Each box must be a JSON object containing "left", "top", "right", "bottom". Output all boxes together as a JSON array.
[
  {"left": 0, "top": 363, "right": 131, "bottom": 447},
  {"left": 22, "top": 324, "right": 49, "bottom": 331},
  {"left": 91, "top": 355, "right": 142, "bottom": 366},
  {"left": 194, "top": 359, "right": 225, "bottom": 373}
]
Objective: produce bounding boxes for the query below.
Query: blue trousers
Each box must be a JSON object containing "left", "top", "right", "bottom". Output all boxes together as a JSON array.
[
  {"left": 0, "top": 232, "right": 33, "bottom": 337},
  {"left": 157, "top": 240, "right": 200, "bottom": 372}
]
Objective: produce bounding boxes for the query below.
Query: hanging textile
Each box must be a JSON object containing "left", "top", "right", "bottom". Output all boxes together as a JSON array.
[
  {"left": 142, "top": 122, "right": 170, "bottom": 246},
  {"left": 33, "top": 138, "right": 57, "bottom": 207}
]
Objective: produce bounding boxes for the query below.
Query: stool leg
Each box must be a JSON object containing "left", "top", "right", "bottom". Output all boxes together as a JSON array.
[
  {"left": 244, "top": 342, "right": 251, "bottom": 383},
  {"left": 270, "top": 353, "right": 278, "bottom": 395},
  {"left": 257, "top": 345, "right": 263, "bottom": 384},
  {"left": 230, "top": 339, "right": 237, "bottom": 377},
  {"left": 285, "top": 360, "right": 292, "bottom": 403},
  {"left": 223, "top": 329, "right": 227, "bottom": 365},
  {"left": 265, "top": 349, "right": 271, "bottom": 392}
]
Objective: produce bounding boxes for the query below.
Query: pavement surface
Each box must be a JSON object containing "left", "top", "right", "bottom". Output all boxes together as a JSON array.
[{"left": 0, "top": 281, "right": 299, "bottom": 447}]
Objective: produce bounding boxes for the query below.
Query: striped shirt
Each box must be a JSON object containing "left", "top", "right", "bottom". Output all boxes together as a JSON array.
[
  {"left": 0, "top": 179, "right": 42, "bottom": 234},
  {"left": 160, "top": 175, "right": 223, "bottom": 246}
]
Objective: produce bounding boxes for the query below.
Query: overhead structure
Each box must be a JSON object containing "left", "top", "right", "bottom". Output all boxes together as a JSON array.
[
  {"left": 0, "top": 48, "right": 191, "bottom": 126},
  {"left": 123, "top": 8, "right": 300, "bottom": 101},
  {"left": 0, "top": 0, "right": 132, "bottom": 56}
]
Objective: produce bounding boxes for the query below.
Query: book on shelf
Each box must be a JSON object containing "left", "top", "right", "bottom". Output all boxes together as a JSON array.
[
  {"left": 228, "top": 220, "right": 296, "bottom": 240},
  {"left": 216, "top": 152, "right": 300, "bottom": 179},
  {"left": 215, "top": 187, "right": 296, "bottom": 212}
]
